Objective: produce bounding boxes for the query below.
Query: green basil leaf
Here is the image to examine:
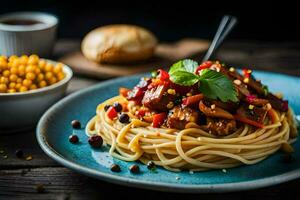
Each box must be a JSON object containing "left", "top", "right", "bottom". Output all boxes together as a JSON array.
[
  {"left": 169, "top": 71, "right": 199, "bottom": 86},
  {"left": 199, "top": 69, "right": 238, "bottom": 102},
  {"left": 169, "top": 59, "right": 198, "bottom": 75}
]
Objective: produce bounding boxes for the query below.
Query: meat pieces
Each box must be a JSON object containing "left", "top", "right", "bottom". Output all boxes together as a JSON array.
[
  {"left": 167, "top": 106, "right": 199, "bottom": 130},
  {"left": 142, "top": 85, "right": 175, "bottom": 111},
  {"left": 201, "top": 118, "right": 237, "bottom": 136}
]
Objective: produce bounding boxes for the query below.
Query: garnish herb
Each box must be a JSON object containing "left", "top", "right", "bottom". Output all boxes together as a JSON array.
[{"left": 169, "top": 59, "right": 238, "bottom": 102}]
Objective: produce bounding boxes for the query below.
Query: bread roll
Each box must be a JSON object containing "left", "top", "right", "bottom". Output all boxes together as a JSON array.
[{"left": 81, "top": 24, "right": 157, "bottom": 64}]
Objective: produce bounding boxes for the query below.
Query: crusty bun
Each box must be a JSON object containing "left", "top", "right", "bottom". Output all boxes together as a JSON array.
[{"left": 81, "top": 24, "right": 158, "bottom": 64}]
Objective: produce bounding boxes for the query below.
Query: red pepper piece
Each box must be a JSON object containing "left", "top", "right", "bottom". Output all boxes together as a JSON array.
[
  {"left": 195, "top": 61, "right": 213, "bottom": 74},
  {"left": 234, "top": 114, "right": 264, "bottom": 128},
  {"left": 107, "top": 107, "right": 118, "bottom": 120},
  {"left": 152, "top": 113, "right": 167, "bottom": 128},
  {"left": 157, "top": 69, "right": 170, "bottom": 81}
]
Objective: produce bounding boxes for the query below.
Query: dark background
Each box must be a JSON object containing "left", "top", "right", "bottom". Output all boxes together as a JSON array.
[{"left": 0, "top": 1, "right": 299, "bottom": 42}]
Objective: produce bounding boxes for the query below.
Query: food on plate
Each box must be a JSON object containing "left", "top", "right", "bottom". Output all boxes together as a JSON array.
[
  {"left": 0, "top": 55, "right": 65, "bottom": 93},
  {"left": 86, "top": 59, "right": 298, "bottom": 172},
  {"left": 81, "top": 24, "right": 157, "bottom": 64}
]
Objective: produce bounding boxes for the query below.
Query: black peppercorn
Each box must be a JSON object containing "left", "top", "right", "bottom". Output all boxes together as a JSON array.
[
  {"left": 113, "top": 102, "right": 122, "bottom": 112},
  {"left": 15, "top": 149, "right": 23, "bottom": 158},
  {"left": 104, "top": 105, "right": 111, "bottom": 111},
  {"left": 119, "top": 113, "right": 130, "bottom": 124},
  {"left": 88, "top": 135, "right": 103, "bottom": 148},
  {"left": 110, "top": 164, "right": 121, "bottom": 172},
  {"left": 147, "top": 161, "right": 156, "bottom": 170},
  {"left": 35, "top": 184, "right": 45, "bottom": 193},
  {"left": 71, "top": 120, "right": 81, "bottom": 129},
  {"left": 129, "top": 164, "right": 140, "bottom": 173},
  {"left": 69, "top": 135, "right": 79, "bottom": 144}
]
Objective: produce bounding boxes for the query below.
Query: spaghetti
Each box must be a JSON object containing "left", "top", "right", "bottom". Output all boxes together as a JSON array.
[
  {"left": 86, "top": 60, "right": 298, "bottom": 172},
  {"left": 86, "top": 95, "right": 297, "bottom": 172}
]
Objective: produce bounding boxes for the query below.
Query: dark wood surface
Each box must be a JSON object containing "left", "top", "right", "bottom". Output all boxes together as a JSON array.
[{"left": 1, "top": 39, "right": 300, "bottom": 200}]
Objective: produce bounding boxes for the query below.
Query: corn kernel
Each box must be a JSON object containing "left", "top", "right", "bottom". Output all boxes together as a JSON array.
[
  {"left": 0, "top": 83, "right": 7, "bottom": 92},
  {"left": 243, "top": 77, "right": 249, "bottom": 83},
  {"left": 186, "top": 92, "right": 192, "bottom": 97},
  {"left": 19, "top": 86, "right": 28, "bottom": 92},
  {"left": 22, "top": 79, "right": 32, "bottom": 87},
  {"left": 167, "top": 89, "right": 176, "bottom": 95},
  {"left": 167, "top": 102, "right": 174, "bottom": 109},
  {"left": 248, "top": 104, "right": 254, "bottom": 110},
  {"left": 9, "top": 74, "right": 18, "bottom": 82},
  {"left": 26, "top": 72, "right": 36, "bottom": 81},
  {"left": 233, "top": 79, "right": 241, "bottom": 85}
]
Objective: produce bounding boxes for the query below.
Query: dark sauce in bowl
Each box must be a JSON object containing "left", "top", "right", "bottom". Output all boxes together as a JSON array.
[{"left": 1, "top": 19, "right": 43, "bottom": 26}]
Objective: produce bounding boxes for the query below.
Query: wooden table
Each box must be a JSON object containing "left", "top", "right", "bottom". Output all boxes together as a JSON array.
[{"left": 1, "top": 40, "right": 300, "bottom": 200}]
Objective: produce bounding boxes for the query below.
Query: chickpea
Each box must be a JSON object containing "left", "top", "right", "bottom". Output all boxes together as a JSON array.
[
  {"left": 11, "top": 59, "right": 19, "bottom": 68},
  {"left": 0, "top": 77, "right": 8, "bottom": 84},
  {"left": 19, "top": 55, "right": 29, "bottom": 65},
  {"left": 38, "top": 60, "right": 46, "bottom": 70},
  {"left": 30, "top": 84, "right": 37, "bottom": 90},
  {"left": 28, "top": 54, "right": 39, "bottom": 65},
  {"left": 7, "top": 88, "right": 16, "bottom": 93},
  {"left": 37, "top": 73, "right": 44, "bottom": 82},
  {"left": 45, "top": 72, "right": 53, "bottom": 80},
  {"left": 10, "top": 66, "right": 18, "bottom": 74},
  {"left": 0, "top": 83, "right": 7, "bottom": 92},
  {"left": 54, "top": 63, "right": 63, "bottom": 74},
  {"left": 2, "top": 70, "right": 10, "bottom": 77},
  {"left": 9, "top": 82, "right": 16, "bottom": 89},
  {"left": 9, "top": 74, "right": 18, "bottom": 82},
  {"left": 18, "top": 65, "right": 26, "bottom": 77},
  {"left": 44, "top": 63, "right": 53, "bottom": 72},
  {"left": 8, "top": 55, "right": 18, "bottom": 63},
  {"left": 15, "top": 83, "right": 22, "bottom": 90},
  {"left": 48, "top": 77, "right": 57, "bottom": 85},
  {"left": 26, "top": 72, "right": 36, "bottom": 81},
  {"left": 16, "top": 78, "right": 23, "bottom": 83},
  {"left": 26, "top": 65, "right": 36, "bottom": 73},
  {"left": 22, "top": 79, "right": 32, "bottom": 87},
  {"left": 38, "top": 80, "right": 47, "bottom": 88},
  {"left": 34, "top": 67, "right": 41, "bottom": 74},
  {"left": 19, "top": 86, "right": 28, "bottom": 92}
]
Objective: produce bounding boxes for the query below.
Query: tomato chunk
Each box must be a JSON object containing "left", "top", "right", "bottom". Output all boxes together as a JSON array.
[
  {"left": 157, "top": 69, "right": 169, "bottom": 81},
  {"left": 152, "top": 113, "right": 167, "bottom": 128}
]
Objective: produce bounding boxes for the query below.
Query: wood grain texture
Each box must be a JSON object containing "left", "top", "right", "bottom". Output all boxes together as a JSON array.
[{"left": 1, "top": 39, "right": 300, "bottom": 199}]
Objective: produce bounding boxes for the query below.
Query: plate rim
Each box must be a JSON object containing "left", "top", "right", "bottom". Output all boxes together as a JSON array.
[{"left": 36, "top": 71, "right": 300, "bottom": 193}]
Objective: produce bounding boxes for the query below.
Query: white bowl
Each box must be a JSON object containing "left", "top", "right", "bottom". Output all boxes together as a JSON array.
[
  {"left": 0, "top": 60, "right": 73, "bottom": 133},
  {"left": 0, "top": 12, "right": 58, "bottom": 57}
]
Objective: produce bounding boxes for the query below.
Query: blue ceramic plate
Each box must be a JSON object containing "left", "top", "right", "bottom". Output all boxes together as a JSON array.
[{"left": 37, "top": 71, "right": 300, "bottom": 193}]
